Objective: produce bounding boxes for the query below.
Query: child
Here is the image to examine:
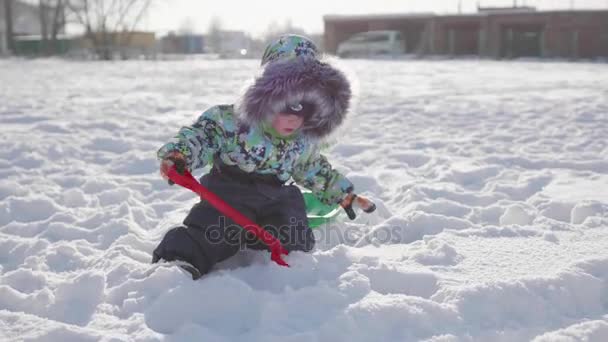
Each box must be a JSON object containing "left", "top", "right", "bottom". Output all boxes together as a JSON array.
[{"left": 152, "top": 35, "right": 375, "bottom": 278}]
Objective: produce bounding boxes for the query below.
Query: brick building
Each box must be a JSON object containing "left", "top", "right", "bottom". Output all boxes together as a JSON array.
[{"left": 324, "top": 9, "right": 608, "bottom": 59}]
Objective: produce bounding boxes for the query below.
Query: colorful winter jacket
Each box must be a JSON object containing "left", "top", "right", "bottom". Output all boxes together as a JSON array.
[{"left": 157, "top": 105, "right": 354, "bottom": 205}]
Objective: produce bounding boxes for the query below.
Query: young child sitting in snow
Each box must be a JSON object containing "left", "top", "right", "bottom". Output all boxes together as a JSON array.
[{"left": 152, "top": 35, "right": 375, "bottom": 278}]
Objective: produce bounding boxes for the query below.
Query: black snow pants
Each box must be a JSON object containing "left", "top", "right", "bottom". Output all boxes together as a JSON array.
[{"left": 152, "top": 160, "right": 315, "bottom": 276}]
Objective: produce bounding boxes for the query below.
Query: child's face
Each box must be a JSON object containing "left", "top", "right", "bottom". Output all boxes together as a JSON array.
[{"left": 271, "top": 113, "right": 304, "bottom": 136}]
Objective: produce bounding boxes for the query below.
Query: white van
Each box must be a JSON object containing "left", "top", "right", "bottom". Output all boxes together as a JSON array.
[{"left": 337, "top": 30, "right": 406, "bottom": 58}]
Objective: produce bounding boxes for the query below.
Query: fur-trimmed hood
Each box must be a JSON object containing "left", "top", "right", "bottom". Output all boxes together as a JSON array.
[{"left": 236, "top": 56, "right": 352, "bottom": 139}]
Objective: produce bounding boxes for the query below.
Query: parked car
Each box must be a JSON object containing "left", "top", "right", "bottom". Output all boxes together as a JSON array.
[{"left": 337, "top": 30, "right": 406, "bottom": 58}]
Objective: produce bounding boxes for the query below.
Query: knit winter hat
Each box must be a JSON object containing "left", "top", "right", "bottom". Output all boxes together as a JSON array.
[
  {"left": 260, "top": 34, "right": 319, "bottom": 66},
  {"left": 237, "top": 34, "right": 351, "bottom": 139}
]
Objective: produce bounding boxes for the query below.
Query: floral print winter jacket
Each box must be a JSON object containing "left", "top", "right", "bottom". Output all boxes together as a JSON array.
[{"left": 157, "top": 105, "right": 354, "bottom": 205}]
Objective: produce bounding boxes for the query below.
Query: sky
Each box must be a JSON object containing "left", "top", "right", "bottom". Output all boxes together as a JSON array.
[{"left": 143, "top": 0, "right": 608, "bottom": 37}]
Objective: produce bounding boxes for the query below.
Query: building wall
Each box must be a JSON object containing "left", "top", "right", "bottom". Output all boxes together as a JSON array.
[
  {"left": 544, "top": 11, "right": 608, "bottom": 58},
  {"left": 324, "top": 20, "right": 370, "bottom": 53},
  {"left": 482, "top": 13, "right": 547, "bottom": 58},
  {"left": 324, "top": 10, "right": 608, "bottom": 60},
  {"left": 481, "top": 11, "right": 608, "bottom": 58},
  {"left": 432, "top": 16, "right": 481, "bottom": 55},
  {"left": 160, "top": 34, "right": 205, "bottom": 54},
  {"left": 77, "top": 31, "right": 156, "bottom": 58},
  {"left": 218, "top": 31, "right": 249, "bottom": 55},
  {"left": 325, "top": 16, "right": 431, "bottom": 54}
]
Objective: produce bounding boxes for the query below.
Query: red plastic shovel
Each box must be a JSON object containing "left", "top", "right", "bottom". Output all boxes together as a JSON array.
[{"left": 166, "top": 166, "right": 289, "bottom": 267}]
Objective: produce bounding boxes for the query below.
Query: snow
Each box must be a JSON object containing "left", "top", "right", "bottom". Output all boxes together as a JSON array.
[{"left": 1, "top": 57, "right": 608, "bottom": 341}]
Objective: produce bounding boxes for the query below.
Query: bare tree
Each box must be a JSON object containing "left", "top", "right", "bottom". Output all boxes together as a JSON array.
[
  {"left": 66, "top": 0, "right": 152, "bottom": 60},
  {"left": 4, "top": 0, "right": 15, "bottom": 54},
  {"left": 37, "top": 0, "right": 66, "bottom": 55},
  {"left": 50, "top": 0, "right": 66, "bottom": 50},
  {"left": 39, "top": 0, "right": 49, "bottom": 53}
]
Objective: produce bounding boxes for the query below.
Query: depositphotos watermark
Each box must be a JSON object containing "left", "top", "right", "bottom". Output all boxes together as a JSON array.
[{"left": 197, "top": 216, "right": 402, "bottom": 250}]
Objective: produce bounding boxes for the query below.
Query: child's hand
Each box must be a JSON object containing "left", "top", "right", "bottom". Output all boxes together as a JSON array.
[
  {"left": 340, "top": 193, "right": 376, "bottom": 220},
  {"left": 160, "top": 151, "right": 187, "bottom": 185}
]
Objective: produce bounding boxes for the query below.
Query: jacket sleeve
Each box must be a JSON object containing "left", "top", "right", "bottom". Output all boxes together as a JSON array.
[
  {"left": 292, "top": 145, "right": 354, "bottom": 205},
  {"left": 157, "top": 106, "right": 225, "bottom": 171}
]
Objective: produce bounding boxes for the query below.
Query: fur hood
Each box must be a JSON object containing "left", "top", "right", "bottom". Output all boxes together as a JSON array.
[{"left": 236, "top": 56, "right": 352, "bottom": 139}]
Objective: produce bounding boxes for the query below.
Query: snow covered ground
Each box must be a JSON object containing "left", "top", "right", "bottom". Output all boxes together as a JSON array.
[{"left": 1, "top": 58, "right": 607, "bottom": 341}]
